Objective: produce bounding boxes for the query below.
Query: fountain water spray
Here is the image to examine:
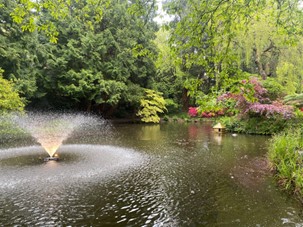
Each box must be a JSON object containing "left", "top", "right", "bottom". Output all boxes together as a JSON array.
[{"left": 12, "top": 112, "right": 102, "bottom": 160}]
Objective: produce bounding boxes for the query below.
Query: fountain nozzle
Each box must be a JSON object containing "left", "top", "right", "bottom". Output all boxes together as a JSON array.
[
  {"left": 44, "top": 154, "right": 60, "bottom": 162},
  {"left": 44, "top": 155, "right": 60, "bottom": 162}
]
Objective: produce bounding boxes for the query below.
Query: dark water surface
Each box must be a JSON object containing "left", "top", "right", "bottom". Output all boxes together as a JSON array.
[{"left": 0, "top": 122, "right": 303, "bottom": 226}]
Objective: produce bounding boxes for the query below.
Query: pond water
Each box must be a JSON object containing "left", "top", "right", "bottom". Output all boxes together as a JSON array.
[{"left": 0, "top": 121, "right": 303, "bottom": 226}]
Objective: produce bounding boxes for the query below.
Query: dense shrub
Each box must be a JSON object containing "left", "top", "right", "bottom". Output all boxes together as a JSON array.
[
  {"left": 165, "top": 99, "right": 180, "bottom": 114},
  {"left": 261, "top": 78, "right": 286, "bottom": 100},
  {"left": 220, "top": 116, "right": 288, "bottom": 135}
]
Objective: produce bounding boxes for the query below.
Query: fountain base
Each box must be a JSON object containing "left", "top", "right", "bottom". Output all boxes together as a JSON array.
[{"left": 44, "top": 157, "right": 60, "bottom": 162}]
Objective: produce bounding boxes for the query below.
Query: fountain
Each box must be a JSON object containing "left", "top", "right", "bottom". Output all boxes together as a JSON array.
[
  {"left": 12, "top": 112, "right": 99, "bottom": 161},
  {"left": 0, "top": 112, "right": 145, "bottom": 186}
]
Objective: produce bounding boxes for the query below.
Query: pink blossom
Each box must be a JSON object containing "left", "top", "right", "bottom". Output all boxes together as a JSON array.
[
  {"left": 188, "top": 107, "right": 198, "bottom": 117},
  {"left": 246, "top": 102, "right": 293, "bottom": 119}
]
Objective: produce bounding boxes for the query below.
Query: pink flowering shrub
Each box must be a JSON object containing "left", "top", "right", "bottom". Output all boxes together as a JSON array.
[
  {"left": 246, "top": 101, "right": 293, "bottom": 119},
  {"left": 217, "top": 92, "right": 243, "bottom": 115},
  {"left": 218, "top": 77, "right": 293, "bottom": 119},
  {"left": 188, "top": 107, "right": 224, "bottom": 118},
  {"left": 188, "top": 107, "right": 198, "bottom": 117},
  {"left": 249, "top": 77, "right": 268, "bottom": 102}
]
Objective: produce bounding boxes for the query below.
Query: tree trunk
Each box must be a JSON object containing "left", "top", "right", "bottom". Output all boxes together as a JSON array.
[
  {"left": 253, "top": 47, "right": 267, "bottom": 80},
  {"left": 181, "top": 88, "right": 190, "bottom": 112},
  {"left": 86, "top": 100, "right": 92, "bottom": 112},
  {"left": 253, "top": 40, "right": 276, "bottom": 80}
]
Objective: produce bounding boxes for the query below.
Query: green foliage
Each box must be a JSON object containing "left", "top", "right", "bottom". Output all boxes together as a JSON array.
[
  {"left": 9, "top": 0, "right": 110, "bottom": 43},
  {"left": 152, "top": 28, "right": 184, "bottom": 110},
  {"left": 163, "top": 115, "right": 169, "bottom": 122},
  {"left": 49, "top": 0, "right": 156, "bottom": 113},
  {"left": 218, "top": 116, "right": 237, "bottom": 131},
  {"left": 3, "top": 0, "right": 303, "bottom": 121},
  {"left": 137, "top": 89, "right": 167, "bottom": 123},
  {"left": 164, "top": 98, "right": 180, "bottom": 113},
  {"left": 276, "top": 62, "right": 300, "bottom": 94},
  {"left": 0, "top": 0, "right": 158, "bottom": 115},
  {"left": 269, "top": 128, "right": 303, "bottom": 196},
  {"left": 0, "top": 70, "right": 24, "bottom": 113},
  {"left": 196, "top": 93, "right": 222, "bottom": 114},
  {"left": 261, "top": 78, "right": 286, "bottom": 100},
  {"left": 58, "top": 69, "right": 127, "bottom": 106},
  {"left": 165, "top": 0, "right": 303, "bottom": 109},
  {"left": 284, "top": 93, "right": 303, "bottom": 107},
  {"left": 276, "top": 39, "right": 303, "bottom": 94},
  {"left": 294, "top": 108, "right": 303, "bottom": 118},
  {"left": 221, "top": 116, "right": 288, "bottom": 135},
  {"left": 172, "top": 115, "right": 178, "bottom": 122},
  {"left": 220, "top": 98, "right": 239, "bottom": 116}
]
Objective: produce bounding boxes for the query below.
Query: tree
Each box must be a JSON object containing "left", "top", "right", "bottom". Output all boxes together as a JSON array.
[
  {"left": 0, "top": 0, "right": 161, "bottom": 117},
  {"left": 275, "top": 38, "right": 303, "bottom": 94},
  {"left": 7, "top": 0, "right": 110, "bottom": 43},
  {"left": 152, "top": 28, "right": 183, "bottom": 112},
  {"left": 137, "top": 89, "right": 167, "bottom": 123},
  {"left": 163, "top": 0, "right": 303, "bottom": 109},
  {"left": 27, "top": 0, "right": 158, "bottom": 116},
  {"left": 0, "top": 0, "right": 43, "bottom": 101}
]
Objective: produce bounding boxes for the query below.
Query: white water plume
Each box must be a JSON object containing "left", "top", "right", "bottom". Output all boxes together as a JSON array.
[{"left": 12, "top": 112, "right": 103, "bottom": 157}]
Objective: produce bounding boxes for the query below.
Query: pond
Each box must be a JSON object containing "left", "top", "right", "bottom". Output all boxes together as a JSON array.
[{"left": 0, "top": 121, "right": 302, "bottom": 226}]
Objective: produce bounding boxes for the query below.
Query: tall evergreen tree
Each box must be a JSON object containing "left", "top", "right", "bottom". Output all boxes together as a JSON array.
[{"left": 31, "top": 0, "right": 158, "bottom": 116}]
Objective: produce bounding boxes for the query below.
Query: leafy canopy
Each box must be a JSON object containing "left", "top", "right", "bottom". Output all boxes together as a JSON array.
[{"left": 8, "top": 0, "right": 110, "bottom": 43}]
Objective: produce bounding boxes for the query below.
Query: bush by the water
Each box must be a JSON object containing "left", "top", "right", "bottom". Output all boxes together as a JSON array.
[
  {"left": 219, "top": 116, "right": 289, "bottom": 135},
  {"left": 268, "top": 128, "right": 303, "bottom": 199}
]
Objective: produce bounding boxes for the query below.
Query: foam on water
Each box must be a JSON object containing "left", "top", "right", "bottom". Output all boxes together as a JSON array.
[{"left": 0, "top": 144, "right": 147, "bottom": 188}]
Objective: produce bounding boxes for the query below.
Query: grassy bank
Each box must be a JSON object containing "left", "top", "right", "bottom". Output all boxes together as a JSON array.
[
  {"left": 268, "top": 128, "right": 303, "bottom": 201},
  {"left": 218, "top": 116, "right": 303, "bottom": 135}
]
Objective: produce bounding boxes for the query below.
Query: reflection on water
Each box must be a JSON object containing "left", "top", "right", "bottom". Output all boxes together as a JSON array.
[
  {"left": 213, "top": 133, "right": 223, "bottom": 145},
  {"left": 0, "top": 122, "right": 303, "bottom": 226},
  {"left": 138, "top": 124, "right": 161, "bottom": 141}
]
